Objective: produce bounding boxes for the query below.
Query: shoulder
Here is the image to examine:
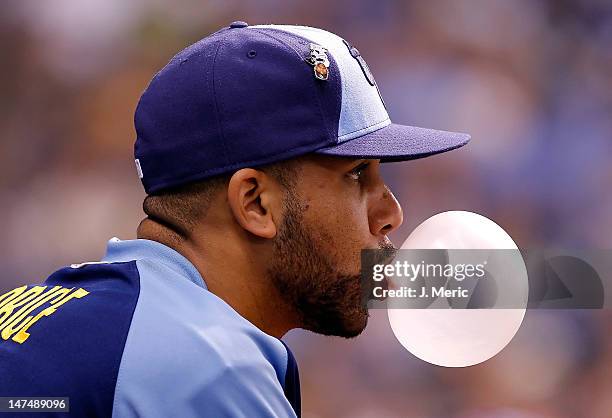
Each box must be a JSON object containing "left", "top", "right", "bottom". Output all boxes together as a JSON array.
[
  {"left": 0, "top": 257, "right": 299, "bottom": 418},
  {"left": 0, "top": 260, "right": 140, "bottom": 348},
  {"left": 111, "top": 257, "right": 298, "bottom": 417},
  {"left": 0, "top": 261, "right": 141, "bottom": 417},
  {"left": 117, "top": 257, "right": 289, "bottom": 376}
]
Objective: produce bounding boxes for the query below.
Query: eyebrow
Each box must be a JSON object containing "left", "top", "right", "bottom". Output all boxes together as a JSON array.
[{"left": 341, "top": 159, "right": 367, "bottom": 172}]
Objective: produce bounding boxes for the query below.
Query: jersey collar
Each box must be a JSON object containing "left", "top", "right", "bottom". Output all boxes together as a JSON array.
[{"left": 102, "top": 237, "right": 207, "bottom": 289}]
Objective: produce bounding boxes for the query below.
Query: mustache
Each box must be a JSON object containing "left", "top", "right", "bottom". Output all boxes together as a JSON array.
[
  {"left": 358, "top": 239, "right": 398, "bottom": 304},
  {"left": 376, "top": 238, "right": 398, "bottom": 265},
  {"left": 378, "top": 237, "right": 396, "bottom": 251}
]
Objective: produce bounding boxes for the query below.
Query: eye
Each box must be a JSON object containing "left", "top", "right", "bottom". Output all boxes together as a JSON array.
[{"left": 348, "top": 162, "right": 370, "bottom": 182}]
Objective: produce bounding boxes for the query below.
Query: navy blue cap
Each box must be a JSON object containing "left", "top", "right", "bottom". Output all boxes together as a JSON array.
[{"left": 134, "top": 22, "right": 470, "bottom": 194}]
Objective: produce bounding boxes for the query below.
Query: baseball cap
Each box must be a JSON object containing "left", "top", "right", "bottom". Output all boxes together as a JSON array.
[{"left": 134, "top": 21, "right": 470, "bottom": 194}]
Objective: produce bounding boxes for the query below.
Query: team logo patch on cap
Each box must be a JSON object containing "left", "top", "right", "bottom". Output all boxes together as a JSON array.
[{"left": 306, "top": 43, "right": 330, "bottom": 81}]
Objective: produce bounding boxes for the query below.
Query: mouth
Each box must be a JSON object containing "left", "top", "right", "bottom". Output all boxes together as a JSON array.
[
  {"left": 372, "top": 244, "right": 398, "bottom": 265},
  {"left": 358, "top": 243, "right": 398, "bottom": 304}
]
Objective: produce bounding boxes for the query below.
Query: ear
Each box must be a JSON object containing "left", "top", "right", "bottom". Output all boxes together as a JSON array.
[{"left": 227, "top": 168, "right": 281, "bottom": 239}]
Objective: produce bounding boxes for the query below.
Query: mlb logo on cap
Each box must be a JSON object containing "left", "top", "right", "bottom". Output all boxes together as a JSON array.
[{"left": 134, "top": 22, "right": 470, "bottom": 194}]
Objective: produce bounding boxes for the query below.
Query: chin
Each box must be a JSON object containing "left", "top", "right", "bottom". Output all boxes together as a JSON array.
[
  {"left": 306, "top": 308, "right": 369, "bottom": 339},
  {"left": 341, "top": 311, "right": 370, "bottom": 338}
]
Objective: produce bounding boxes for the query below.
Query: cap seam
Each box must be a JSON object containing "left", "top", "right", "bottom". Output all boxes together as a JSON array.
[{"left": 211, "top": 39, "right": 231, "bottom": 167}]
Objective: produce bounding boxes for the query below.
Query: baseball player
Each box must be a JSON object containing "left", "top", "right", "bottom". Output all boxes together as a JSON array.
[{"left": 0, "top": 22, "right": 469, "bottom": 417}]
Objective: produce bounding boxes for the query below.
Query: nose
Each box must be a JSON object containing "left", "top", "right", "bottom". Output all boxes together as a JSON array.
[{"left": 369, "top": 184, "right": 403, "bottom": 237}]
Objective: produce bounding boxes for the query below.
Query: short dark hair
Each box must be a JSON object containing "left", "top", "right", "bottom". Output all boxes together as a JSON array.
[{"left": 140, "top": 159, "right": 300, "bottom": 242}]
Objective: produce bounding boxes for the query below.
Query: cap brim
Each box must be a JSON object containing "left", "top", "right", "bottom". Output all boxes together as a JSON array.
[{"left": 315, "top": 123, "right": 470, "bottom": 162}]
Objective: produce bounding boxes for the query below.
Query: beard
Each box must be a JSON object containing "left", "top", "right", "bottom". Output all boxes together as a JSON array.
[{"left": 268, "top": 191, "right": 396, "bottom": 338}]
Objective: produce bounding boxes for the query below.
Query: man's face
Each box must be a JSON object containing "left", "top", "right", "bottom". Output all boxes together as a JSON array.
[{"left": 268, "top": 155, "right": 403, "bottom": 337}]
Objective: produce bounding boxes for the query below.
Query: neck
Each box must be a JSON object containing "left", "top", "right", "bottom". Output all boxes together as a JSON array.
[{"left": 137, "top": 218, "right": 300, "bottom": 338}]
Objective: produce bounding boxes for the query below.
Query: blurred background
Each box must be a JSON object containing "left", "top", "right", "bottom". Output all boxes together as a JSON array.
[{"left": 1, "top": 0, "right": 611, "bottom": 416}]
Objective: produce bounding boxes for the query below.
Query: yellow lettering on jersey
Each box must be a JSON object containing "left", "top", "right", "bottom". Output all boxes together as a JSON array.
[
  {"left": 10, "top": 306, "right": 57, "bottom": 344},
  {"left": 0, "top": 286, "right": 64, "bottom": 340},
  {"left": 49, "top": 287, "right": 90, "bottom": 309},
  {"left": 0, "top": 286, "right": 47, "bottom": 327},
  {"left": 0, "top": 286, "right": 28, "bottom": 308},
  {"left": 0, "top": 286, "right": 90, "bottom": 344}
]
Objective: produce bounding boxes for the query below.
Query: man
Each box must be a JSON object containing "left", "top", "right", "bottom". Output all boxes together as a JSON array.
[{"left": 0, "top": 22, "right": 469, "bottom": 417}]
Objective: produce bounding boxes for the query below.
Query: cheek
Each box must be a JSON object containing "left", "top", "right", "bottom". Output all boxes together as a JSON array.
[
  {"left": 305, "top": 186, "right": 369, "bottom": 233},
  {"left": 302, "top": 190, "right": 371, "bottom": 264},
  {"left": 335, "top": 190, "right": 370, "bottom": 236}
]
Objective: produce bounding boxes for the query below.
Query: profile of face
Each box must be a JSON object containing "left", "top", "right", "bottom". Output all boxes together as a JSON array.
[{"left": 268, "top": 155, "right": 403, "bottom": 338}]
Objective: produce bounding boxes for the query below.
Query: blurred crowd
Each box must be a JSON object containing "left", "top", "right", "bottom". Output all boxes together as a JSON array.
[{"left": 1, "top": 0, "right": 611, "bottom": 417}]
